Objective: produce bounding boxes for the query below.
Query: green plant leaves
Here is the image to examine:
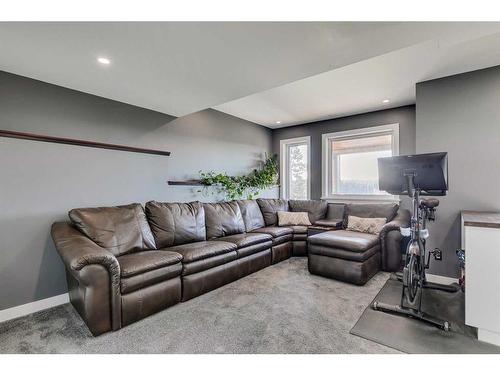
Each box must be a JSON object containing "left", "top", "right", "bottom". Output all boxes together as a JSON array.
[{"left": 199, "top": 153, "right": 278, "bottom": 201}]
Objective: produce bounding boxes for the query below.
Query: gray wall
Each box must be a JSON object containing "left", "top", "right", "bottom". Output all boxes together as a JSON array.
[
  {"left": 272, "top": 105, "right": 416, "bottom": 200},
  {"left": 0, "top": 71, "right": 275, "bottom": 310},
  {"left": 416, "top": 66, "right": 500, "bottom": 277}
]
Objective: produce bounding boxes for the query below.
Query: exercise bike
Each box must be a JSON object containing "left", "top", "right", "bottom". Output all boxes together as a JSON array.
[{"left": 372, "top": 153, "right": 459, "bottom": 331}]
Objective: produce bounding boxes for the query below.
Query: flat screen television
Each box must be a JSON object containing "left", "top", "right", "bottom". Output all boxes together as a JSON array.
[{"left": 378, "top": 152, "right": 448, "bottom": 196}]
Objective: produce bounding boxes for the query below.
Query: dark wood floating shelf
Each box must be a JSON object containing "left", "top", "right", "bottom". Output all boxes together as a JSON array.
[
  {"left": 0, "top": 129, "right": 171, "bottom": 156},
  {"left": 168, "top": 180, "right": 205, "bottom": 186},
  {"left": 168, "top": 180, "right": 280, "bottom": 189}
]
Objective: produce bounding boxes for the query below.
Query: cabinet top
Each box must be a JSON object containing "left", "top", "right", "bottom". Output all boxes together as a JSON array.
[{"left": 462, "top": 211, "right": 500, "bottom": 229}]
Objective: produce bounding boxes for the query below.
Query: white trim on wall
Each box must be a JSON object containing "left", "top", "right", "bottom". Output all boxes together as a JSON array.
[
  {"left": 0, "top": 293, "right": 69, "bottom": 323},
  {"left": 322, "top": 196, "right": 401, "bottom": 204},
  {"left": 321, "top": 123, "right": 400, "bottom": 202},
  {"left": 426, "top": 273, "right": 458, "bottom": 285},
  {"left": 280, "top": 136, "right": 311, "bottom": 200}
]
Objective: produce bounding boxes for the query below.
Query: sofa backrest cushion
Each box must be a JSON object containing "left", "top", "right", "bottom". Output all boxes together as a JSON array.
[
  {"left": 204, "top": 201, "right": 246, "bottom": 239},
  {"left": 289, "top": 199, "right": 328, "bottom": 223},
  {"left": 69, "top": 203, "right": 156, "bottom": 256},
  {"left": 326, "top": 203, "right": 345, "bottom": 220},
  {"left": 236, "top": 199, "right": 266, "bottom": 231},
  {"left": 343, "top": 203, "right": 399, "bottom": 228},
  {"left": 145, "top": 201, "right": 206, "bottom": 248},
  {"left": 256, "top": 198, "right": 289, "bottom": 226}
]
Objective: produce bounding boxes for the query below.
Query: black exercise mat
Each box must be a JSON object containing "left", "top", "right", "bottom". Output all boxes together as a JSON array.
[{"left": 350, "top": 275, "right": 500, "bottom": 353}]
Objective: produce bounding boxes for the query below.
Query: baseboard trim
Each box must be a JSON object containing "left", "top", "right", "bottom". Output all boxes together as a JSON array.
[
  {"left": 0, "top": 293, "right": 69, "bottom": 324},
  {"left": 478, "top": 328, "right": 500, "bottom": 346},
  {"left": 426, "top": 273, "right": 457, "bottom": 285}
]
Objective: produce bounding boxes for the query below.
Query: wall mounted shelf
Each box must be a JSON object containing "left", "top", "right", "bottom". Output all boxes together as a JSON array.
[
  {"left": 167, "top": 180, "right": 205, "bottom": 186},
  {"left": 168, "top": 180, "right": 280, "bottom": 189},
  {"left": 0, "top": 129, "right": 171, "bottom": 156}
]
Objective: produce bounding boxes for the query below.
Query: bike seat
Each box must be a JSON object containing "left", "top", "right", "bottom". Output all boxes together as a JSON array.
[{"left": 421, "top": 197, "right": 439, "bottom": 209}]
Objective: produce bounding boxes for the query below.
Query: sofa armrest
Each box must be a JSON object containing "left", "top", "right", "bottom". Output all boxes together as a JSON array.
[
  {"left": 51, "top": 222, "right": 121, "bottom": 333},
  {"left": 379, "top": 209, "right": 411, "bottom": 271},
  {"left": 381, "top": 209, "right": 411, "bottom": 234},
  {"left": 52, "top": 222, "right": 120, "bottom": 273}
]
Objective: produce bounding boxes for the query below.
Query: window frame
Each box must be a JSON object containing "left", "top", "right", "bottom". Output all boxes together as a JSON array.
[
  {"left": 280, "top": 136, "right": 311, "bottom": 200},
  {"left": 321, "top": 123, "right": 400, "bottom": 202}
]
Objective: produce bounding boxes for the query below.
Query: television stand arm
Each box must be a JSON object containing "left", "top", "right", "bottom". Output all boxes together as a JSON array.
[{"left": 404, "top": 172, "right": 416, "bottom": 198}]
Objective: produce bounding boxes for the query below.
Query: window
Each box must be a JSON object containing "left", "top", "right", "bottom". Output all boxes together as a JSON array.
[
  {"left": 322, "top": 124, "right": 399, "bottom": 201},
  {"left": 280, "top": 136, "right": 310, "bottom": 200}
]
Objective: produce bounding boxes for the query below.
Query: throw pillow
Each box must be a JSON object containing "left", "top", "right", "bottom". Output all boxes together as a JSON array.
[
  {"left": 346, "top": 215, "right": 386, "bottom": 235},
  {"left": 277, "top": 211, "right": 312, "bottom": 226}
]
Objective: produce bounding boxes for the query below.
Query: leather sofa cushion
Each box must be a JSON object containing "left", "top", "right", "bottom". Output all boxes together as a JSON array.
[
  {"left": 118, "top": 250, "right": 182, "bottom": 277},
  {"left": 236, "top": 200, "right": 266, "bottom": 231},
  {"left": 326, "top": 203, "right": 345, "bottom": 221},
  {"left": 256, "top": 198, "right": 289, "bottom": 226},
  {"left": 213, "top": 232, "right": 272, "bottom": 248},
  {"left": 145, "top": 201, "right": 206, "bottom": 248},
  {"left": 182, "top": 251, "right": 238, "bottom": 276},
  {"left": 236, "top": 241, "right": 272, "bottom": 258},
  {"left": 308, "top": 244, "right": 380, "bottom": 262},
  {"left": 293, "top": 233, "right": 307, "bottom": 241},
  {"left": 69, "top": 203, "right": 156, "bottom": 256},
  {"left": 308, "top": 230, "right": 379, "bottom": 252},
  {"left": 289, "top": 200, "right": 328, "bottom": 223},
  {"left": 343, "top": 203, "right": 399, "bottom": 228},
  {"left": 272, "top": 234, "right": 293, "bottom": 245},
  {"left": 313, "top": 219, "right": 342, "bottom": 228},
  {"left": 251, "top": 226, "right": 293, "bottom": 238},
  {"left": 288, "top": 225, "right": 308, "bottom": 234},
  {"left": 170, "top": 240, "right": 237, "bottom": 263},
  {"left": 204, "top": 202, "right": 245, "bottom": 239},
  {"left": 120, "top": 262, "right": 182, "bottom": 294}
]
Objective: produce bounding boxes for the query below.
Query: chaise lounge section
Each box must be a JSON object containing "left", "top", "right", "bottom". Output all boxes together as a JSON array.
[
  {"left": 308, "top": 203, "right": 410, "bottom": 285},
  {"left": 51, "top": 198, "right": 409, "bottom": 335}
]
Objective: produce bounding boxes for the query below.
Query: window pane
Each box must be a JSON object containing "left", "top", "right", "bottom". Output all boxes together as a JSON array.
[
  {"left": 331, "top": 134, "right": 392, "bottom": 195},
  {"left": 288, "top": 143, "right": 308, "bottom": 199},
  {"left": 332, "top": 134, "right": 392, "bottom": 153}
]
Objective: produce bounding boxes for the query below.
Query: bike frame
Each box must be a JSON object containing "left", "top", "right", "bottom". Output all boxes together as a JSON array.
[
  {"left": 372, "top": 173, "right": 456, "bottom": 331},
  {"left": 401, "top": 186, "right": 428, "bottom": 310}
]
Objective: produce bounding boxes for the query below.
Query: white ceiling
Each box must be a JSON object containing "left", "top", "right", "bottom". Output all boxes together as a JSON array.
[
  {"left": 0, "top": 22, "right": 499, "bottom": 124},
  {"left": 215, "top": 26, "right": 500, "bottom": 127}
]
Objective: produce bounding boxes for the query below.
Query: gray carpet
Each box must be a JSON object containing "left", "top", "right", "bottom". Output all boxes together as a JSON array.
[
  {"left": 351, "top": 276, "right": 500, "bottom": 354},
  {"left": 0, "top": 258, "right": 398, "bottom": 354}
]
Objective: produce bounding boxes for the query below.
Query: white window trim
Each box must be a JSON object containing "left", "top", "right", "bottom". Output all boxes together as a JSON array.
[
  {"left": 280, "top": 136, "right": 311, "bottom": 200},
  {"left": 321, "top": 123, "right": 400, "bottom": 202}
]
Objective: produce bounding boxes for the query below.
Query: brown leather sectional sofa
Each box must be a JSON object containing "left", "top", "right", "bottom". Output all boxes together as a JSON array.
[{"left": 51, "top": 198, "right": 409, "bottom": 336}]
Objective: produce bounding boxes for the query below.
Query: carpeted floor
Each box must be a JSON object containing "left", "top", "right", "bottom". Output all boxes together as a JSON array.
[{"left": 0, "top": 258, "right": 399, "bottom": 354}]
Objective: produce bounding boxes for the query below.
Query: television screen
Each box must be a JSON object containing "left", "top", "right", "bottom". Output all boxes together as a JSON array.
[{"left": 378, "top": 152, "right": 448, "bottom": 196}]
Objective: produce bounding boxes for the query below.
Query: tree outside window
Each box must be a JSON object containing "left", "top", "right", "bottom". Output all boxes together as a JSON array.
[{"left": 288, "top": 144, "right": 308, "bottom": 200}]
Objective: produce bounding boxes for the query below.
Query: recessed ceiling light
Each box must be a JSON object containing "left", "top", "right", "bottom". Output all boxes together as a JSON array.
[
  {"left": 97, "top": 57, "right": 111, "bottom": 65},
  {"left": 382, "top": 99, "right": 390, "bottom": 103},
  {"left": 276, "top": 121, "right": 281, "bottom": 124}
]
